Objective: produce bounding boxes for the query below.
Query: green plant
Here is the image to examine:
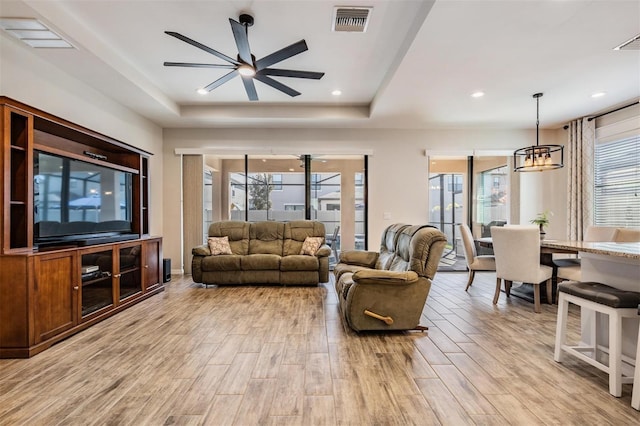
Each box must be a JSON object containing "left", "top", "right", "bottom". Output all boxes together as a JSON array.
[{"left": 530, "top": 210, "right": 553, "bottom": 229}]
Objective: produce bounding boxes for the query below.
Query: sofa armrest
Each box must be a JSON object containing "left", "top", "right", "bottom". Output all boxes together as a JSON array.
[
  {"left": 192, "top": 244, "right": 211, "bottom": 256},
  {"left": 338, "top": 250, "right": 378, "bottom": 268},
  {"left": 352, "top": 270, "right": 419, "bottom": 285},
  {"left": 315, "top": 245, "right": 331, "bottom": 257}
]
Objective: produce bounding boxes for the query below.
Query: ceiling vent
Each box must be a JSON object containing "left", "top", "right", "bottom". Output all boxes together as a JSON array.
[
  {"left": 0, "top": 17, "right": 73, "bottom": 48},
  {"left": 613, "top": 33, "right": 640, "bottom": 50},
  {"left": 332, "top": 7, "right": 372, "bottom": 33}
]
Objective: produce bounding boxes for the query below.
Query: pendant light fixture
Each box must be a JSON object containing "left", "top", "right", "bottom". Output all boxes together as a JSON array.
[{"left": 514, "top": 93, "right": 564, "bottom": 172}]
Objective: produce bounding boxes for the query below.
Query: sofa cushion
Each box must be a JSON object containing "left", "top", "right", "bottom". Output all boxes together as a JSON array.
[
  {"left": 375, "top": 224, "right": 409, "bottom": 270},
  {"left": 208, "top": 236, "right": 233, "bottom": 255},
  {"left": 241, "top": 254, "right": 281, "bottom": 270},
  {"left": 208, "top": 221, "right": 250, "bottom": 255},
  {"left": 249, "top": 222, "right": 284, "bottom": 255},
  {"left": 283, "top": 220, "right": 326, "bottom": 256},
  {"left": 202, "top": 255, "right": 242, "bottom": 271},
  {"left": 300, "top": 236, "right": 324, "bottom": 255},
  {"left": 281, "top": 255, "right": 319, "bottom": 271}
]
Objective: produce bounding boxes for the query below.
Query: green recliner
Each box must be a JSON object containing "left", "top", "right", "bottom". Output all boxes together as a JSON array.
[{"left": 334, "top": 224, "right": 447, "bottom": 331}]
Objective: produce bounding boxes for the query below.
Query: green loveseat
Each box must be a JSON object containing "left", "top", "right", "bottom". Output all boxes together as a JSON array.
[
  {"left": 192, "top": 220, "right": 331, "bottom": 286},
  {"left": 334, "top": 224, "right": 447, "bottom": 331}
]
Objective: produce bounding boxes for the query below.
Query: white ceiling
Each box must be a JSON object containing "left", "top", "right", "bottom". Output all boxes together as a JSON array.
[{"left": 1, "top": 0, "right": 639, "bottom": 129}]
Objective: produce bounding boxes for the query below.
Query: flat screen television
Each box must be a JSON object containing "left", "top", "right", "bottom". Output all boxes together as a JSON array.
[{"left": 33, "top": 150, "right": 138, "bottom": 248}]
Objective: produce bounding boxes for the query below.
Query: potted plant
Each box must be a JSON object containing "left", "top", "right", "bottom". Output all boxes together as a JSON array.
[{"left": 530, "top": 210, "right": 552, "bottom": 240}]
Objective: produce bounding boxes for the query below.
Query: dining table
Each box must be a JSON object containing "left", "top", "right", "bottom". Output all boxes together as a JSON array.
[{"left": 478, "top": 237, "right": 640, "bottom": 357}]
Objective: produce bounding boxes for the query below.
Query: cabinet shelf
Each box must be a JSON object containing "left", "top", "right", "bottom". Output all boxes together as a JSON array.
[
  {"left": 10, "top": 144, "right": 26, "bottom": 151},
  {"left": 81, "top": 275, "right": 111, "bottom": 287},
  {"left": 120, "top": 266, "right": 139, "bottom": 275}
]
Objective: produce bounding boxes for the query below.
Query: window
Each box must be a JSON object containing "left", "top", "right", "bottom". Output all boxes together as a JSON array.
[
  {"left": 271, "top": 173, "right": 282, "bottom": 190},
  {"left": 311, "top": 173, "right": 321, "bottom": 190},
  {"left": 594, "top": 135, "right": 640, "bottom": 227},
  {"left": 284, "top": 204, "right": 304, "bottom": 211}
]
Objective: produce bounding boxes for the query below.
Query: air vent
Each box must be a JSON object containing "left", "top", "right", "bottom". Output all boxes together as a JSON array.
[
  {"left": 613, "top": 33, "right": 640, "bottom": 50},
  {"left": 0, "top": 17, "right": 73, "bottom": 48},
  {"left": 332, "top": 7, "right": 372, "bottom": 33}
]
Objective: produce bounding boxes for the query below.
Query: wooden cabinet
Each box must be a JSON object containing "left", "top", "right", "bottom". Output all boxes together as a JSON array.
[
  {"left": 33, "top": 251, "right": 78, "bottom": 343},
  {"left": 0, "top": 97, "right": 163, "bottom": 358},
  {"left": 0, "top": 239, "right": 163, "bottom": 358},
  {"left": 143, "top": 237, "right": 162, "bottom": 292}
]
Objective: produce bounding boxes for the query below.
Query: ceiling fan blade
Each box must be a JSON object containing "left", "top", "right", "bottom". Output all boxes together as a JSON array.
[
  {"left": 203, "top": 70, "right": 239, "bottom": 92},
  {"left": 229, "top": 19, "right": 252, "bottom": 65},
  {"left": 164, "top": 62, "right": 236, "bottom": 69},
  {"left": 255, "top": 40, "right": 308, "bottom": 71},
  {"left": 259, "top": 68, "right": 324, "bottom": 80},
  {"left": 165, "top": 31, "right": 239, "bottom": 65},
  {"left": 254, "top": 74, "right": 301, "bottom": 97},
  {"left": 241, "top": 76, "right": 258, "bottom": 101}
]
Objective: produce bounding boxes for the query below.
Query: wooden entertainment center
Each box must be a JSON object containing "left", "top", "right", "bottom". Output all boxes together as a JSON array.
[{"left": 0, "top": 97, "right": 163, "bottom": 358}]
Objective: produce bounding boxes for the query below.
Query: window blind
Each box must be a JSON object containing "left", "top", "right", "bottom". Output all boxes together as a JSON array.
[{"left": 594, "top": 135, "right": 640, "bottom": 227}]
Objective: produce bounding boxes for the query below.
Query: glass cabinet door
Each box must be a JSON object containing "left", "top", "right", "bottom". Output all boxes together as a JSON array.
[
  {"left": 80, "top": 249, "right": 114, "bottom": 317},
  {"left": 118, "top": 244, "right": 142, "bottom": 300}
]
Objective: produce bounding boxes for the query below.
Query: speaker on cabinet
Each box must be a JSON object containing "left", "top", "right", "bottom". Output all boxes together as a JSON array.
[{"left": 163, "top": 258, "right": 171, "bottom": 283}]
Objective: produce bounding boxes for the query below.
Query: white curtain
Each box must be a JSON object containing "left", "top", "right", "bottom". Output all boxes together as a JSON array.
[{"left": 566, "top": 118, "right": 595, "bottom": 240}]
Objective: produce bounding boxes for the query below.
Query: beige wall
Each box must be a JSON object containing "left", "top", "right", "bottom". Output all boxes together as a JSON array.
[
  {"left": 163, "top": 127, "right": 568, "bottom": 271},
  {"left": 1, "top": 37, "right": 164, "bottom": 239}
]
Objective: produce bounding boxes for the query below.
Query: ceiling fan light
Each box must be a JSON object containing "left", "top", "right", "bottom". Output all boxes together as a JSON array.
[{"left": 238, "top": 64, "right": 255, "bottom": 77}]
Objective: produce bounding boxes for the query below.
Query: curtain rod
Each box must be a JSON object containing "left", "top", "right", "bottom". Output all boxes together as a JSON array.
[
  {"left": 588, "top": 100, "right": 639, "bottom": 121},
  {"left": 562, "top": 100, "right": 639, "bottom": 129}
]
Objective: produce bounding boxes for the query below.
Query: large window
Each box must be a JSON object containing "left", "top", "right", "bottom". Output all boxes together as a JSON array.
[
  {"left": 477, "top": 165, "right": 509, "bottom": 237},
  {"left": 206, "top": 154, "right": 367, "bottom": 252},
  {"left": 594, "top": 136, "right": 640, "bottom": 227}
]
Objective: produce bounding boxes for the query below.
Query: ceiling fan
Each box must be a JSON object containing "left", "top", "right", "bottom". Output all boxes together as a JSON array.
[{"left": 164, "top": 14, "right": 325, "bottom": 101}]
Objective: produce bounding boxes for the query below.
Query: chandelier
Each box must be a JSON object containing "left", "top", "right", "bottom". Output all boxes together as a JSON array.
[{"left": 514, "top": 93, "right": 564, "bottom": 172}]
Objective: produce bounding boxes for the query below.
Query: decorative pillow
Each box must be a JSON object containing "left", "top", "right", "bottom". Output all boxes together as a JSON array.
[
  {"left": 207, "top": 236, "right": 233, "bottom": 255},
  {"left": 300, "top": 236, "right": 323, "bottom": 256}
]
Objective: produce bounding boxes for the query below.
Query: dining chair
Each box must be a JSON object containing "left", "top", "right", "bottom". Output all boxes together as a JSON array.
[
  {"left": 555, "top": 225, "right": 620, "bottom": 282},
  {"left": 459, "top": 224, "right": 496, "bottom": 290},
  {"left": 614, "top": 227, "right": 640, "bottom": 242},
  {"left": 491, "top": 226, "right": 553, "bottom": 313}
]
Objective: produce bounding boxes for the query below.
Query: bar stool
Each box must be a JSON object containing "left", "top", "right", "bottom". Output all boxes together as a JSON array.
[
  {"left": 554, "top": 281, "right": 640, "bottom": 397},
  {"left": 632, "top": 304, "right": 640, "bottom": 410}
]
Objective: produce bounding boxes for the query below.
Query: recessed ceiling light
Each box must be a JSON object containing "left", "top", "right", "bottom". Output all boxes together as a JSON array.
[
  {"left": 0, "top": 18, "right": 73, "bottom": 48},
  {"left": 471, "top": 91, "right": 485, "bottom": 98},
  {"left": 591, "top": 92, "right": 606, "bottom": 98},
  {"left": 196, "top": 88, "right": 208, "bottom": 95},
  {"left": 332, "top": 89, "right": 342, "bottom": 96}
]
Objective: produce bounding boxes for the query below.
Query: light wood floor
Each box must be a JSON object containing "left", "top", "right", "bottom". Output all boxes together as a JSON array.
[{"left": 1, "top": 272, "right": 639, "bottom": 425}]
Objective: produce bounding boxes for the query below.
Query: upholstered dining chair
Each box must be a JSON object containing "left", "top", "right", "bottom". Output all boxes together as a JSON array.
[
  {"left": 614, "top": 227, "right": 640, "bottom": 242},
  {"left": 491, "top": 226, "right": 553, "bottom": 313},
  {"left": 459, "top": 224, "right": 496, "bottom": 290}
]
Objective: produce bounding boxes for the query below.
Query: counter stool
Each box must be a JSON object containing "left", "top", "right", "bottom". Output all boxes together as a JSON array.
[
  {"left": 554, "top": 281, "right": 640, "bottom": 397},
  {"left": 632, "top": 304, "right": 640, "bottom": 410}
]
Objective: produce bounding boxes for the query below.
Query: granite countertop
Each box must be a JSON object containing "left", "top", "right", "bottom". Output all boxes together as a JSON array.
[{"left": 541, "top": 240, "right": 640, "bottom": 259}]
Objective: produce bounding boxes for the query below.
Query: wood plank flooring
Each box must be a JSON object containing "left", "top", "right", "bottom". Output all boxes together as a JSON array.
[{"left": 1, "top": 271, "right": 639, "bottom": 425}]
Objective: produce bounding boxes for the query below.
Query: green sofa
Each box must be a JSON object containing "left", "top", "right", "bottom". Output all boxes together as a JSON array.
[
  {"left": 334, "top": 224, "right": 447, "bottom": 331},
  {"left": 192, "top": 220, "right": 331, "bottom": 286}
]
